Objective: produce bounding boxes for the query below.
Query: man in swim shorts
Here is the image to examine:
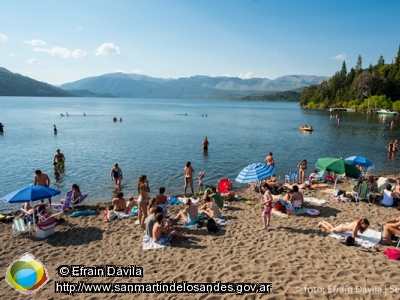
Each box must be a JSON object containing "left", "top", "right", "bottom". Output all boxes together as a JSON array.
[
  {"left": 54, "top": 149, "right": 65, "bottom": 169},
  {"left": 34, "top": 169, "right": 51, "bottom": 204}
]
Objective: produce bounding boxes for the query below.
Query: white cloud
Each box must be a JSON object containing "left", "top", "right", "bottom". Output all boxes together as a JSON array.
[
  {"left": 10, "top": 53, "right": 15, "bottom": 57},
  {"left": 48, "top": 47, "right": 71, "bottom": 57},
  {"left": 238, "top": 71, "right": 253, "bottom": 79},
  {"left": 24, "top": 39, "right": 46, "bottom": 46},
  {"left": 28, "top": 58, "right": 41, "bottom": 64},
  {"left": 332, "top": 54, "right": 346, "bottom": 60},
  {"left": 95, "top": 42, "right": 120, "bottom": 56},
  {"left": 77, "top": 27, "right": 82, "bottom": 31},
  {"left": 34, "top": 46, "right": 87, "bottom": 59},
  {"left": 133, "top": 69, "right": 143, "bottom": 74},
  {"left": 0, "top": 34, "right": 8, "bottom": 43},
  {"left": 72, "top": 49, "right": 87, "bottom": 58}
]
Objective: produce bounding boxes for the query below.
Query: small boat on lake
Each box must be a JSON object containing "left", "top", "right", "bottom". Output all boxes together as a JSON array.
[
  {"left": 376, "top": 109, "right": 398, "bottom": 115},
  {"left": 299, "top": 125, "right": 313, "bottom": 131}
]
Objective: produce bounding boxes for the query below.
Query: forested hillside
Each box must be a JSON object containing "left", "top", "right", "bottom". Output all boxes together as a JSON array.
[{"left": 300, "top": 45, "right": 400, "bottom": 109}]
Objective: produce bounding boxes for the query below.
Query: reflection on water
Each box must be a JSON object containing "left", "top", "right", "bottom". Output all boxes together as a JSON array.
[{"left": 0, "top": 97, "right": 399, "bottom": 210}]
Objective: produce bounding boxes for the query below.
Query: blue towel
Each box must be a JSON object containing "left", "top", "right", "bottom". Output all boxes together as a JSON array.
[
  {"left": 167, "top": 197, "right": 181, "bottom": 205},
  {"left": 131, "top": 206, "right": 138, "bottom": 216},
  {"left": 70, "top": 210, "right": 96, "bottom": 217}
]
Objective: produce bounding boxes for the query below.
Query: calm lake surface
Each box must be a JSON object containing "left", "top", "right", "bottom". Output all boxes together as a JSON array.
[{"left": 1, "top": 97, "right": 399, "bottom": 211}]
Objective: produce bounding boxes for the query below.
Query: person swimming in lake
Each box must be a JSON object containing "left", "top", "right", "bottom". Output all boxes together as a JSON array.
[
  {"left": 317, "top": 218, "right": 369, "bottom": 239},
  {"left": 110, "top": 163, "right": 123, "bottom": 188}
]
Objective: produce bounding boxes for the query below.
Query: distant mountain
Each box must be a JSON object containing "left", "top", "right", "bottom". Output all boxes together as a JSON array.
[
  {"left": 0, "top": 67, "right": 117, "bottom": 97},
  {"left": 60, "top": 73, "right": 328, "bottom": 99},
  {"left": 0, "top": 67, "right": 73, "bottom": 97}
]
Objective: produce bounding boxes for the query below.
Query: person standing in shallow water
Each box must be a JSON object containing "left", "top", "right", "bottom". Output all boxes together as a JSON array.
[
  {"left": 110, "top": 163, "right": 123, "bottom": 188},
  {"left": 0, "top": 122, "right": 4, "bottom": 134},
  {"left": 54, "top": 125, "right": 57, "bottom": 134},
  {"left": 265, "top": 152, "right": 274, "bottom": 166},
  {"left": 202, "top": 137, "right": 209, "bottom": 151},
  {"left": 184, "top": 161, "right": 195, "bottom": 196}
]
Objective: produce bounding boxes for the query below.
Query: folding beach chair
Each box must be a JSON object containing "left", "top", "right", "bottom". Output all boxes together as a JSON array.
[
  {"left": 12, "top": 217, "right": 31, "bottom": 237},
  {"left": 72, "top": 194, "right": 89, "bottom": 207},
  {"left": 351, "top": 182, "right": 370, "bottom": 203},
  {"left": 51, "top": 190, "right": 73, "bottom": 213},
  {"left": 285, "top": 171, "right": 298, "bottom": 184}
]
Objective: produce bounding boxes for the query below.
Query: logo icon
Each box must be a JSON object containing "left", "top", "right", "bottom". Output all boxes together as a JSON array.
[{"left": 5, "top": 252, "right": 49, "bottom": 295}]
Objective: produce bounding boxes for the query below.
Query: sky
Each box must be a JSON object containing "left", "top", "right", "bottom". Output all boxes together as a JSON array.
[{"left": 0, "top": 0, "right": 399, "bottom": 85}]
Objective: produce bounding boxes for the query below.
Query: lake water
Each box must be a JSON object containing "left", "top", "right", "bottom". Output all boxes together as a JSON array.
[{"left": 0, "top": 97, "right": 399, "bottom": 211}]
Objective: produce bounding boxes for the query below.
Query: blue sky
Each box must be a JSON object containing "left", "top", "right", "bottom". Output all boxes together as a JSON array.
[{"left": 1, "top": 0, "right": 399, "bottom": 85}]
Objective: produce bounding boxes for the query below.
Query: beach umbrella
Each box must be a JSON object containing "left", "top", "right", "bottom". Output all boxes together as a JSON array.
[
  {"left": 345, "top": 156, "right": 374, "bottom": 168},
  {"left": 235, "top": 163, "right": 277, "bottom": 183},
  {"left": 2, "top": 185, "right": 61, "bottom": 230},
  {"left": 236, "top": 163, "right": 277, "bottom": 202},
  {"left": 315, "top": 158, "right": 361, "bottom": 189}
]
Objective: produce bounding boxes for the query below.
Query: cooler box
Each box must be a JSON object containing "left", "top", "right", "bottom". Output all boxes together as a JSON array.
[{"left": 36, "top": 219, "right": 56, "bottom": 238}]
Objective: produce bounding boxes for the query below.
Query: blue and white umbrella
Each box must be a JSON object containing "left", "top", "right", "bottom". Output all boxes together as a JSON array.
[
  {"left": 2, "top": 185, "right": 61, "bottom": 229},
  {"left": 345, "top": 156, "right": 374, "bottom": 168},
  {"left": 235, "top": 163, "right": 277, "bottom": 183}
]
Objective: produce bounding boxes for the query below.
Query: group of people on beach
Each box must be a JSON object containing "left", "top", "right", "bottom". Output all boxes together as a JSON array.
[{"left": 386, "top": 140, "right": 398, "bottom": 155}]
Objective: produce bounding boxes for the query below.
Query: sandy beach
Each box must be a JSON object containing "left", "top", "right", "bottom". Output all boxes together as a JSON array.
[{"left": 1, "top": 173, "right": 400, "bottom": 299}]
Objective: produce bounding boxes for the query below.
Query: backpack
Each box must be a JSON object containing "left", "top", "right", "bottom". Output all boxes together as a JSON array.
[
  {"left": 206, "top": 218, "right": 219, "bottom": 234},
  {"left": 340, "top": 236, "right": 355, "bottom": 246}
]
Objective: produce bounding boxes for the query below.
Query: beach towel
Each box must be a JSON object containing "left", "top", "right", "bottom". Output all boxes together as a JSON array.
[
  {"left": 328, "top": 229, "right": 381, "bottom": 248},
  {"left": 311, "top": 183, "right": 329, "bottom": 188},
  {"left": 271, "top": 208, "right": 288, "bottom": 218},
  {"left": 131, "top": 206, "right": 138, "bottom": 216},
  {"left": 142, "top": 235, "right": 170, "bottom": 251},
  {"left": 177, "top": 197, "right": 201, "bottom": 204},
  {"left": 304, "top": 197, "right": 329, "bottom": 205}
]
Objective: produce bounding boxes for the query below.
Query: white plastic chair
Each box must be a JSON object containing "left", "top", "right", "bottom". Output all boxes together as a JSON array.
[{"left": 285, "top": 171, "right": 297, "bottom": 184}]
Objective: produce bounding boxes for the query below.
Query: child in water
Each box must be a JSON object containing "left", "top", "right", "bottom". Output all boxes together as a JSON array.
[
  {"left": 53, "top": 162, "right": 61, "bottom": 178},
  {"left": 198, "top": 172, "right": 205, "bottom": 193}
]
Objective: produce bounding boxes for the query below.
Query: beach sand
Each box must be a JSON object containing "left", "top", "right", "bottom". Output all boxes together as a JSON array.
[{"left": 1, "top": 174, "right": 400, "bottom": 299}]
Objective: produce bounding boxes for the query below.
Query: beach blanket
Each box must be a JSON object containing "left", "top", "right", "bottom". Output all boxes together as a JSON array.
[
  {"left": 304, "top": 197, "right": 329, "bottom": 205},
  {"left": 292, "top": 207, "right": 308, "bottom": 215},
  {"left": 167, "top": 197, "right": 181, "bottom": 205},
  {"left": 142, "top": 235, "right": 169, "bottom": 251},
  {"left": 115, "top": 211, "right": 135, "bottom": 220},
  {"left": 328, "top": 229, "right": 381, "bottom": 248}
]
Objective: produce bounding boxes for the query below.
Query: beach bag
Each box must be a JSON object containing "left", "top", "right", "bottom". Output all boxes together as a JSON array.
[
  {"left": 107, "top": 210, "right": 117, "bottom": 221},
  {"left": 274, "top": 201, "right": 284, "bottom": 212},
  {"left": 340, "top": 236, "right": 355, "bottom": 246},
  {"left": 206, "top": 218, "right": 219, "bottom": 234},
  {"left": 383, "top": 248, "right": 400, "bottom": 260}
]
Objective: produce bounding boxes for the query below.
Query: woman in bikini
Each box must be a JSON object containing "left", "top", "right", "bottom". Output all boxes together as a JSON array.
[
  {"left": 297, "top": 159, "right": 307, "bottom": 184},
  {"left": 317, "top": 218, "right": 370, "bottom": 239},
  {"left": 137, "top": 175, "right": 150, "bottom": 228},
  {"left": 110, "top": 163, "right": 123, "bottom": 188},
  {"left": 71, "top": 184, "right": 82, "bottom": 205},
  {"left": 183, "top": 161, "right": 195, "bottom": 196}
]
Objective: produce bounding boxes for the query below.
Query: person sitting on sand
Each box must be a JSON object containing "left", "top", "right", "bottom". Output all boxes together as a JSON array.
[
  {"left": 145, "top": 206, "right": 163, "bottom": 238},
  {"left": 317, "top": 219, "right": 370, "bottom": 239},
  {"left": 380, "top": 206, "right": 400, "bottom": 246},
  {"left": 208, "top": 186, "right": 224, "bottom": 209},
  {"left": 260, "top": 182, "right": 273, "bottom": 230},
  {"left": 126, "top": 197, "right": 137, "bottom": 211},
  {"left": 308, "top": 170, "right": 318, "bottom": 182},
  {"left": 156, "top": 187, "right": 168, "bottom": 217},
  {"left": 393, "top": 178, "right": 400, "bottom": 200},
  {"left": 173, "top": 198, "right": 199, "bottom": 226},
  {"left": 326, "top": 172, "right": 334, "bottom": 184},
  {"left": 367, "top": 176, "right": 378, "bottom": 193},
  {"left": 199, "top": 196, "right": 222, "bottom": 219},
  {"left": 381, "top": 184, "right": 395, "bottom": 207},
  {"left": 292, "top": 185, "right": 304, "bottom": 207},
  {"left": 147, "top": 198, "right": 157, "bottom": 216},
  {"left": 112, "top": 192, "right": 126, "bottom": 212},
  {"left": 153, "top": 213, "right": 190, "bottom": 245}
]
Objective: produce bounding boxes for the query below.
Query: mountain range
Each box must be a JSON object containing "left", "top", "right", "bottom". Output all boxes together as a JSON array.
[{"left": 0, "top": 67, "right": 328, "bottom": 99}]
